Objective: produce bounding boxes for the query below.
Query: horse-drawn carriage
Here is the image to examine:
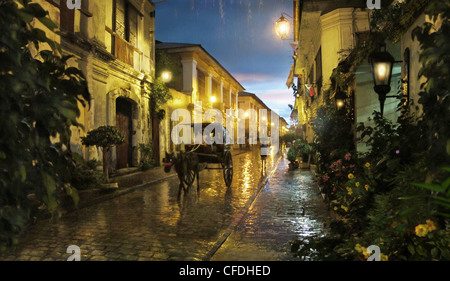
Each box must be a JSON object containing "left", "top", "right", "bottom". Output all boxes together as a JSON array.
[{"left": 163, "top": 123, "right": 234, "bottom": 195}]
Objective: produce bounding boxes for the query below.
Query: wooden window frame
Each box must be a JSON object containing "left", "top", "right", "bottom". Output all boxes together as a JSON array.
[{"left": 110, "top": 0, "right": 142, "bottom": 66}]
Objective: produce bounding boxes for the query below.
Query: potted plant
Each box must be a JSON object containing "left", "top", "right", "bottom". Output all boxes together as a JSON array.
[
  {"left": 287, "top": 146, "right": 299, "bottom": 170},
  {"left": 81, "top": 126, "right": 124, "bottom": 188},
  {"left": 299, "top": 142, "right": 311, "bottom": 169}
]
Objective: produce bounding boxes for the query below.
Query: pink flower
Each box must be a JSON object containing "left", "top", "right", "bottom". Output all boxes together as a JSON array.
[
  {"left": 336, "top": 160, "right": 342, "bottom": 166},
  {"left": 342, "top": 166, "right": 347, "bottom": 171},
  {"left": 330, "top": 153, "right": 334, "bottom": 156},
  {"left": 336, "top": 172, "right": 342, "bottom": 177},
  {"left": 345, "top": 153, "right": 351, "bottom": 161},
  {"left": 322, "top": 175, "right": 330, "bottom": 182},
  {"left": 350, "top": 164, "right": 355, "bottom": 169}
]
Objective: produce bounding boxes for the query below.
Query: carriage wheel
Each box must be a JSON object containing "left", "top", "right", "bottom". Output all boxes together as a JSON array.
[
  {"left": 223, "top": 151, "right": 233, "bottom": 187},
  {"left": 181, "top": 154, "right": 196, "bottom": 189}
]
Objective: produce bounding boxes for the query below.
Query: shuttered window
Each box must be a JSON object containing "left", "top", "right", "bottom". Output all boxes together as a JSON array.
[
  {"left": 112, "top": 0, "right": 140, "bottom": 66},
  {"left": 60, "top": 1, "right": 75, "bottom": 32}
]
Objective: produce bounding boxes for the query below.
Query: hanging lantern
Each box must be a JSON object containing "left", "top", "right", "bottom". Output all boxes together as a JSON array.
[
  {"left": 275, "top": 15, "right": 291, "bottom": 40},
  {"left": 335, "top": 90, "right": 347, "bottom": 110}
]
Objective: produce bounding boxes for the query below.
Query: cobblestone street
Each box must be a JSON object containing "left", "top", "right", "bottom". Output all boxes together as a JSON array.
[
  {"left": 211, "top": 154, "right": 331, "bottom": 261},
  {"left": 0, "top": 149, "right": 331, "bottom": 261}
]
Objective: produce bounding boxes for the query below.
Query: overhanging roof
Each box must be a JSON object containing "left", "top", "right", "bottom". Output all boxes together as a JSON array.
[{"left": 156, "top": 41, "right": 245, "bottom": 91}]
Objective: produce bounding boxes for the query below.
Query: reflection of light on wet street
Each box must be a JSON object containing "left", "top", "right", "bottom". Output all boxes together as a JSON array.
[
  {"left": 241, "top": 154, "right": 253, "bottom": 192},
  {"left": 0, "top": 150, "right": 282, "bottom": 261},
  {"left": 212, "top": 156, "right": 331, "bottom": 261}
]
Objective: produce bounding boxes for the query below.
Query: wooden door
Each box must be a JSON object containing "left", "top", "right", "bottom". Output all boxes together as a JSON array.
[
  {"left": 116, "top": 99, "right": 132, "bottom": 169},
  {"left": 152, "top": 117, "right": 160, "bottom": 166}
]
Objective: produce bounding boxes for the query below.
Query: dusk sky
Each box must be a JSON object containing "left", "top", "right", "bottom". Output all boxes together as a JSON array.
[{"left": 155, "top": 0, "right": 295, "bottom": 122}]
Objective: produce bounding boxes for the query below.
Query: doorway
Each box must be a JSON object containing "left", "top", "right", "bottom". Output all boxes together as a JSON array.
[{"left": 116, "top": 98, "right": 133, "bottom": 169}]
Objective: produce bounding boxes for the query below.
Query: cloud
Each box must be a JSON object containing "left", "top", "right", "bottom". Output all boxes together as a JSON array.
[
  {"left": 249, "top": 88, "right": 296, "bottom": 121},
  {"left": 233, "top": 73, "right": 273, "bottom": 83}
]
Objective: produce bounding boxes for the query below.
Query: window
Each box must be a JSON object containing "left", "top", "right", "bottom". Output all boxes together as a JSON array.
[
  {"left": 114, "top": 0, "right": 140, "bottom": 46},
  {"left": 223, "top": 86, "right": 230, "bottom": 108},
  {"left": 197, "top": 70, "right": 206, "bottom": 104},
  {"left": 127, "top": 4, "right": 138, "bottom": 47},
  {"left": 60, "top": 1, "right": 75, "bottom": 32},
  {"left": 56, "top": 0, "right": 92, "bottom": 32},
  {"left": 212, "top": 79, "right": 220, "bottom": 103},
  {"left": 315, "top": 48, "right": 323, "bottom": 96},
  {"left": 112, "top": 0, "right": 141, "bottom": 66},
  {"left": 231, "top": 92, "right": 236, "bottom": 109}
]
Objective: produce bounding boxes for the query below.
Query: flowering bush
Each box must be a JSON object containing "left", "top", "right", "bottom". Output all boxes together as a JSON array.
[
  {"left": 317, "top": 150, "right": 376, "bottom": 217},
  {"left": 295, "top": 2, "right": 450, "bottom": 261}
]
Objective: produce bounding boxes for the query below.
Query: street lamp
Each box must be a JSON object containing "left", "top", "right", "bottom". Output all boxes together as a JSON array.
[
  {"left": 369, "top": 47, "right": 396, "bottom": 117},
  {"left": 161, "top": 70, "right": 172, "bottom": 83},
  {"left": 335, "top": 90, "right": 347, "bottom": 110},
  {"left": 210, "top": 96, "right": 217, "bottom": 103},
  {"left": 275, "top": 13, "right": 292, "bottom": 40}
]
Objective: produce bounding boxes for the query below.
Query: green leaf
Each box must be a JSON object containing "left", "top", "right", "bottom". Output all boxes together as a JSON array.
[
  {"left": 18, "top": 165, "right": 26, "bottom": 183},
  {"left": 408, "top": 244, "right": 415, "bottom": 255},
  {"left": 65, "top": 185, "right": 79, "bottom": 209},
  {"left": 15, "top": 10, "right": 33, "bottom": 24},
  {"left": 431, "top": 247, "right": 439, "bottom": 259},
  {"left": 37, "top": 16, "right": 58, "bottom": 31},
  {"left": 42, "top": 172, "right": 56, "bottom": 195},
  {"left": 442, "top": 176, "right": 450, "bottom": 190},
  {"left": 412, "top": 182, "right": 445, "bottom": 193},
  {"left": 23, "top": 3, "right": 48, "bottom": 18}
]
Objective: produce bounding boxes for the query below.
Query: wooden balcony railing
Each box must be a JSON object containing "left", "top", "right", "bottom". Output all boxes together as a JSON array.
[{"left": 106, "top": 27, "right": 142, "bottom": 68}]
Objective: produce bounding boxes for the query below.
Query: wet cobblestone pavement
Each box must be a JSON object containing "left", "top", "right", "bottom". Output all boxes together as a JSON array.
[
  {"left": 211, "top": 154, "right": 331, "bottom": 261},
  {"left": 0, "top": 149, "right": 332, "bottom": 261},
  {"left": 0, "top": 149, "right": 281, "bottom": 261}
]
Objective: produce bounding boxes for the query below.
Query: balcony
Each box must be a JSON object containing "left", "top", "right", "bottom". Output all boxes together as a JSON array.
[{"left": 106, "top": 27, "right": 142, "bottom": 69}]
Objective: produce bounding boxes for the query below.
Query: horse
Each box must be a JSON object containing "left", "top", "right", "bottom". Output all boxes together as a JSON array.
[{"left": 163, "top": 151, "right": 205, "bottom": 199}]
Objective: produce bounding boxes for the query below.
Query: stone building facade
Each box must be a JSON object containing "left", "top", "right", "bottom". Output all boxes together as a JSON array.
[
  {"left": 155, "top": 42, "right": 245, "bottom": 155},
  {"left": 35, "top": 0, "right": 156, "bottom": 171},
  {"left": 289, "top": 0, "right": 428, "bottom": 152},
  {"left": 237, "top": 92, "right": 282, "bottom": 146}
]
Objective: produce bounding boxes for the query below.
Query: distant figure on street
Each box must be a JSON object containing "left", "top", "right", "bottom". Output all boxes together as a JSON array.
[{"left": 260, "top": 139, "right": 269, "bottom": 171}]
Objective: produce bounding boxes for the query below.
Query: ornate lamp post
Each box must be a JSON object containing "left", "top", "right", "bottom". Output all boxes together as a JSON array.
[{"left": 369, "top": 47, "right": 396, "bottom": 117}]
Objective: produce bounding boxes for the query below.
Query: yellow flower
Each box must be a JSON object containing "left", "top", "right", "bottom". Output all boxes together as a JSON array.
[
  {"left": 426, "top": 219, "right": 437, "bottom": 231},
  {"left": 341, "top": 205, "right": 348, "bottom": 212},
  {"left": 365, "top": 162, "right": 371, "bottom": 168},
  {"left": 348, "top": 173, "right": 354, "bottom": 180},
  {"left": 363, "top": 250, "right": 371, "bottom": 259},
  {"left": 355, "top": 182, "right": 360, "bottom": 187},
  {"left": 334, "top": 206, "right": 338, "bottom": 211},
  {"left": 381, "top": 254, "right": 389, "bottom": 261},
  {"left": 415, "top": 224, "right": 429, "bottom": 237},
  {"left": 346, "top": 187, "right": 353, "bottom": 195},
  {"left": 364, "top": 184, "right": 370, "bottom": 191},
  {"left": 354, "top": 244, "right": 365, "bottom": 253}
]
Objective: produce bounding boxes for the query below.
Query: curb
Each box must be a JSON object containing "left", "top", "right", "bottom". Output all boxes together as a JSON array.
[{"left": 202, "top": 153, "right": 284, "bottom": 261}]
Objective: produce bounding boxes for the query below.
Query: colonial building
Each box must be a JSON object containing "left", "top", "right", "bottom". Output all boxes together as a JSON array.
[
  {"left": 155, "top": 42, "right": 245, "bottom": 156},
  {"left": 35, "top": 0, "right": 157, "bottom": 171},
  {"left": 288, "top": 0, "right": 429, "bottom": 152},
  {"left": 237, "top": 92, "right": 281, "bottom": 146},
  {"left": 291, "top": 1, "right": 393, "bottom": 144}
]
